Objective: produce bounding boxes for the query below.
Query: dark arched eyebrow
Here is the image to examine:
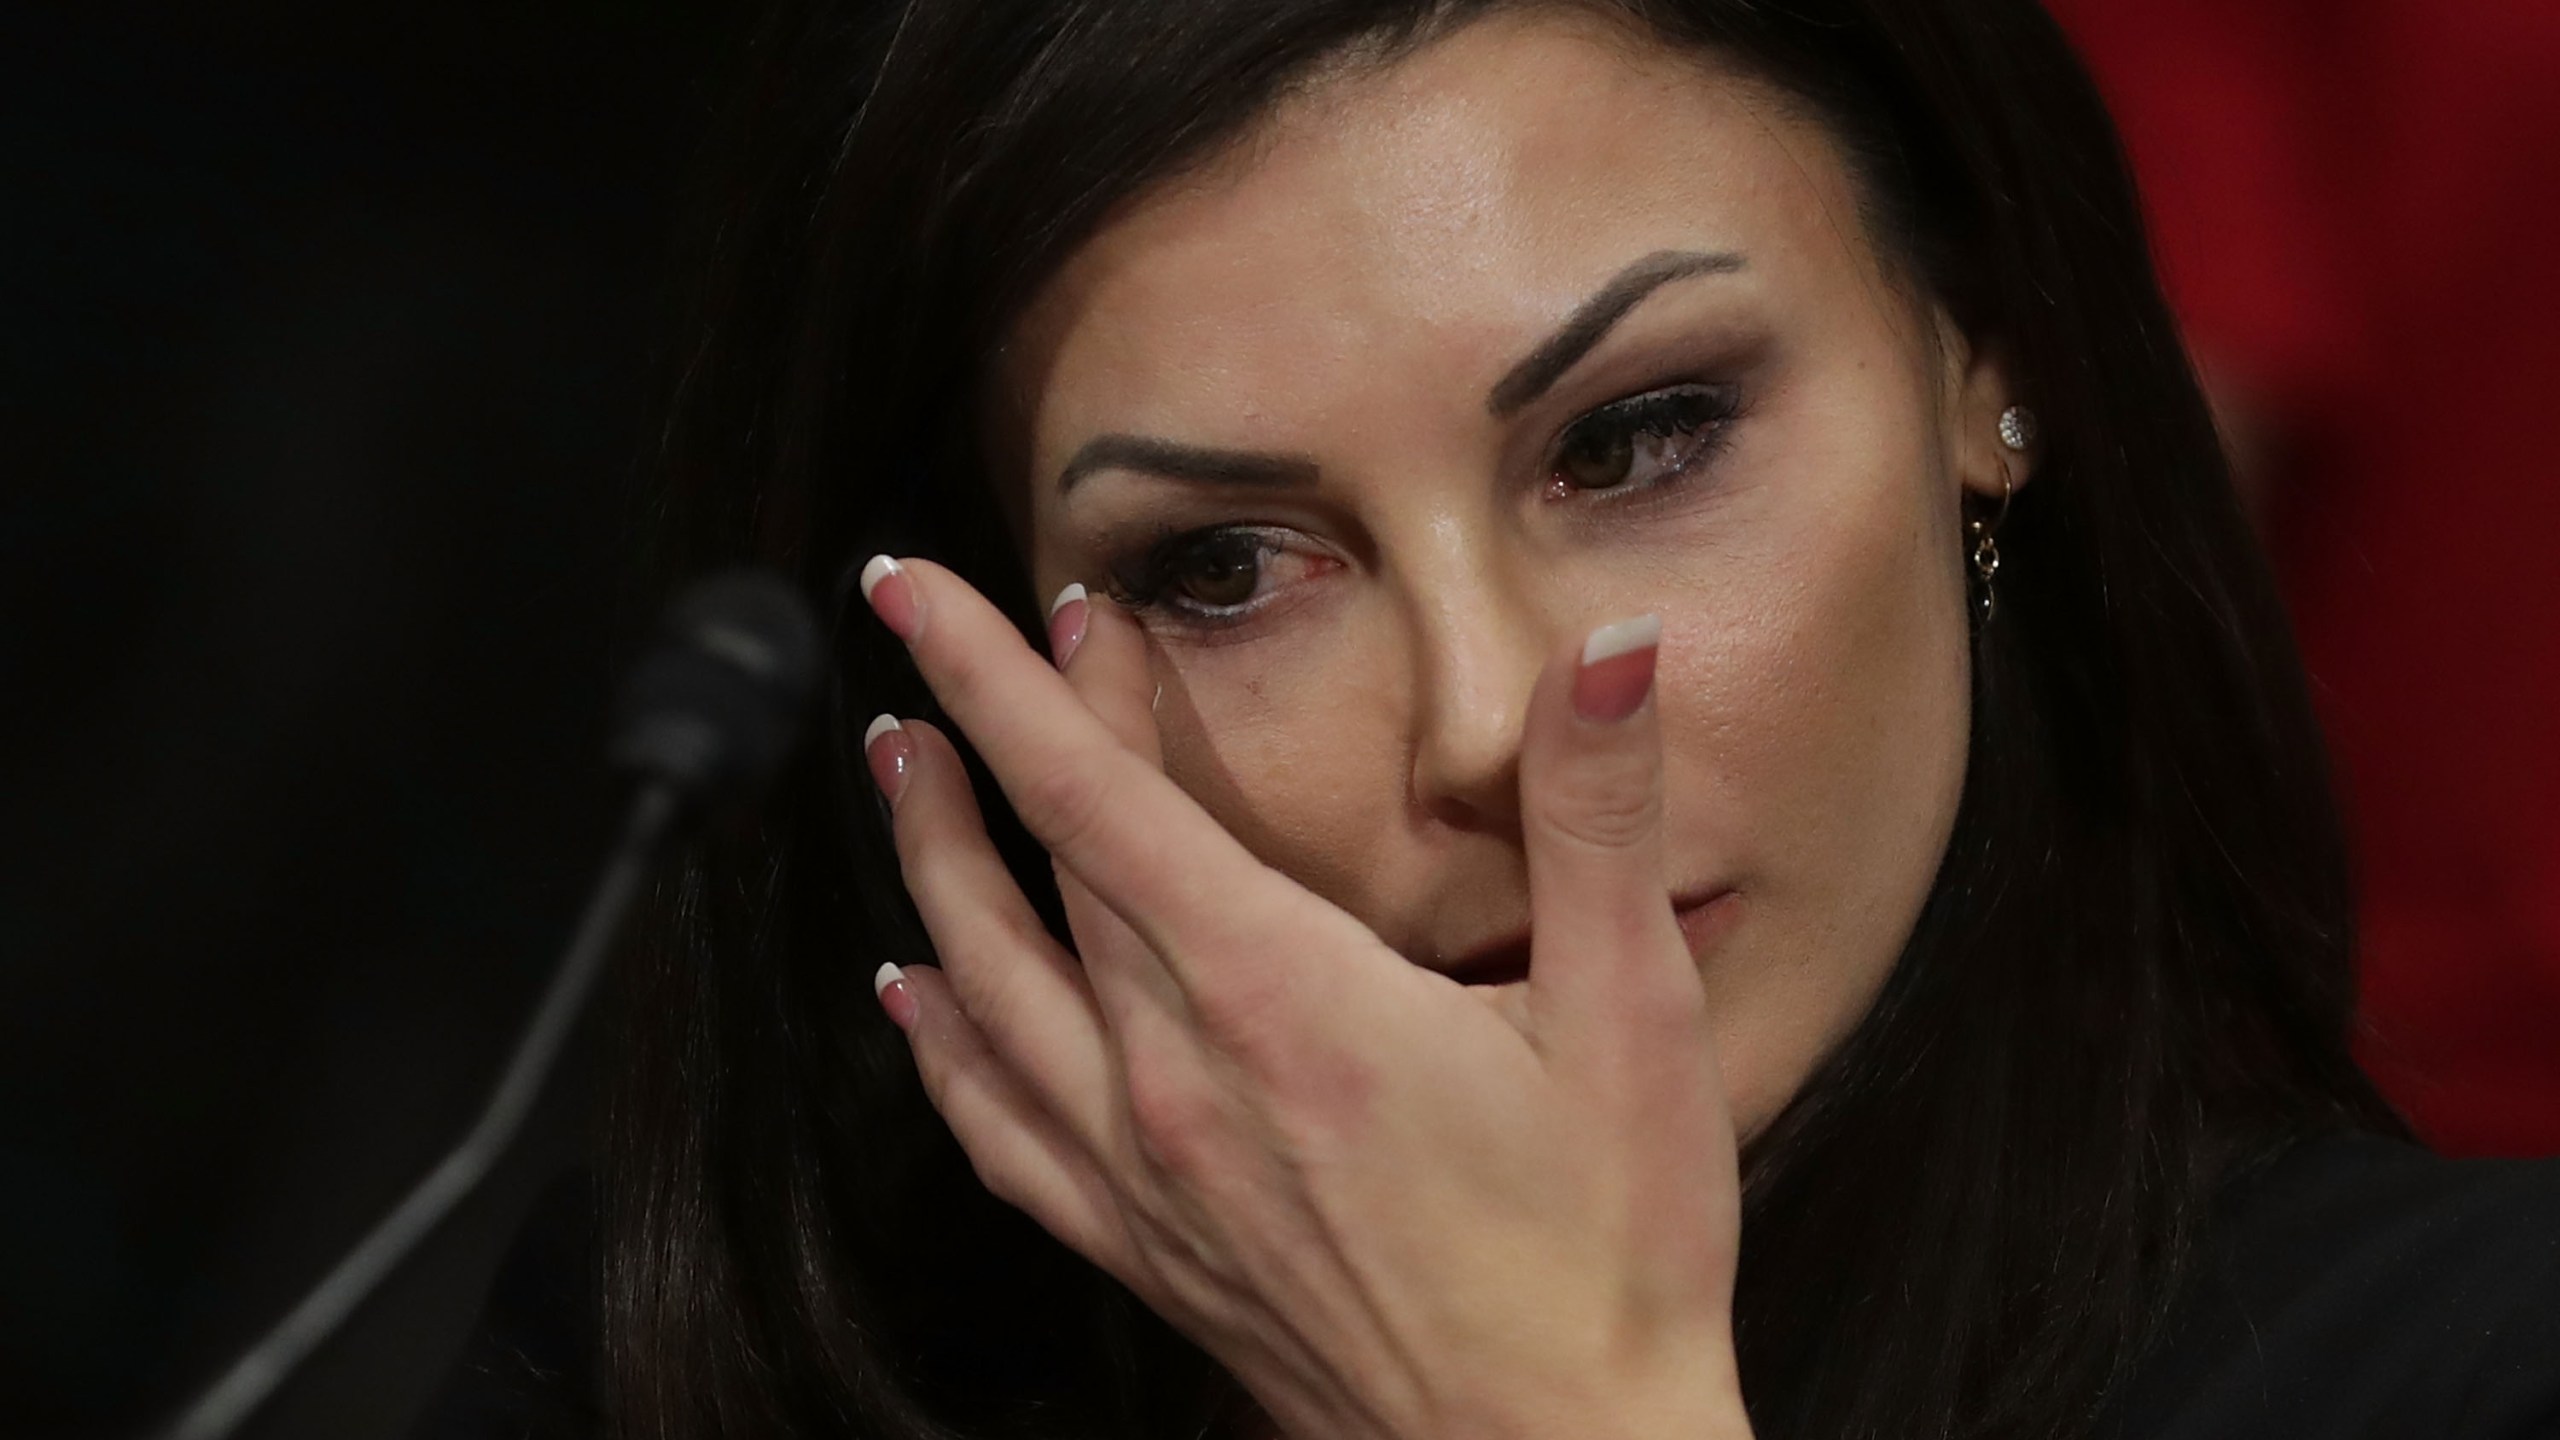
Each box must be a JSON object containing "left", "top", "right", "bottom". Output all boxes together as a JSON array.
[
  {"left": 1485, "top": 248, "right": 1747, "bottom": 417},
  {"left": 1055, "top": 246, "right": 1746, "bottom": 493},
  {"left": 1057, "top": 434, "right": 1322, "bottom": 493}
]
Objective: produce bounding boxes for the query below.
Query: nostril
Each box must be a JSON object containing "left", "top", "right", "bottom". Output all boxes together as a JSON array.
[{"left": 1416, "top": 785, "right": 1495, "bottom": 832}]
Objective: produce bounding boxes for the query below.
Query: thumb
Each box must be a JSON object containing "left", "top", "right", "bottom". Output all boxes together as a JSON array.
[{"left": 1518, "top": 614, "right": 1699, "bottom": 1065}]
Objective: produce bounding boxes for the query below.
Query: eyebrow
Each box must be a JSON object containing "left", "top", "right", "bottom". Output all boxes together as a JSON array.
[
  {"left": 1057, "top": 434, "right": 1321, "bottom": 493},
  {"left": 1484, "top": 248, "right": 1747, "bottom": 417},
  {"left": 1054, "top": 246, "right": 1747, "bottom": 493}
]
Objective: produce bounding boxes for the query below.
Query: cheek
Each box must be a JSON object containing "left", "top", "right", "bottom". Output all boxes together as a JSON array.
[
  {"left": 1147, "top": 635, "right": 1415, "bottom": 914},
  {"left": 1674, "top": 503, "right": 1966, "bottom": 833},
  {"left": 1656, "top": 474, "right": 1968, "bottom": 839},
  {"left": 1653, "top": 471, "right": 1971, "bottom": 1127}
]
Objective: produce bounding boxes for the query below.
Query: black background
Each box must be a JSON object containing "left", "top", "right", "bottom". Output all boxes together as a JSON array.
[{"left": 1, "top": 3, "right": 736, "bottom": 1435}]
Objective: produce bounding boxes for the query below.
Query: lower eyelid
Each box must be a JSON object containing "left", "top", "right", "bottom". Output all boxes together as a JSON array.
[
  {"left": 1164, "top": 546, "right": 1339, "bottom": 627},
  {"left": 1558, "top": 426, "right": 1735, "bottom": 510}
]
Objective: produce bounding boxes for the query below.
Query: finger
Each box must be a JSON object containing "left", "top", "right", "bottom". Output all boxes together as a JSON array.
[
  {"left": 1048, "top": 584, "right": 1382, "bottom": 1071},
  {"left": 1041, "top": 583, "right": 1193, "bottom": 1033},
  {"left": 871, "top": 712, "right": 1119, "bottom": 1149},
  {"left": 877, "top": 961, "right": 1132, "bottom": 1275},
  {"left": 1516, "top": 615, "right": 1701, "bottom": 1062},
  {"left": 1047, "top": 582, "right": 1162, "bottom": 766},
  {"left": 862, "top": 555, "right": 1280, "bottom": 979},
  {"left": 1047, "top": 586, "right": 1380, "bottom": 1088}
]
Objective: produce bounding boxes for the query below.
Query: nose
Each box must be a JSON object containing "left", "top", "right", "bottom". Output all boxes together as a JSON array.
[{"left": 1405, "top": 554, "right": 1549, "bottom": 834}]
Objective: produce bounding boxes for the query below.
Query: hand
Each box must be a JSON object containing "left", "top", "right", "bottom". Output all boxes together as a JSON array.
[{"left": 858, "top": 556, "right": 1752, "bottom": 1440}]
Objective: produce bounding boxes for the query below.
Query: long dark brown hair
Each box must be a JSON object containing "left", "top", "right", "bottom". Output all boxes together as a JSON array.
[{"left": 606, "top": 2, "right": 2404, "bottom": 1437}]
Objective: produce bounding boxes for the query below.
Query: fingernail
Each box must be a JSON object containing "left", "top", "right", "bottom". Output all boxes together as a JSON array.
[
  {"left": 864, "top": 713, "right": 913, "bottom": 807},
  {"left": 860, "top": 554, "right": 924, "bottom": 640},
  {"left": 1048, "top": 582, "right": 1088, "bottom": 668},
  {"left": 873, "top": 961, "right": 917, "bottom": 1030},
  {"left": 1574, "top": 614, "right": 1660, "bottom": 723}
]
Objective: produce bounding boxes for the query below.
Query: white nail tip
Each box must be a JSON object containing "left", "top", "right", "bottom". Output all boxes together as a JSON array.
[
  {"left": 858, "top": 554, "right": 902, "bottom": 601},
  {"left": 862, "top": 713, "right": 901, "bottom": 749},
  {"left": 1049, "top": 581, "right": 1087, "bottom": 618},
  {"left": 1581, "top": 613, "right": 1663, "bottom": 667},
  {"left": 872, "top": 961, "right": 905, "bottom": 998}
]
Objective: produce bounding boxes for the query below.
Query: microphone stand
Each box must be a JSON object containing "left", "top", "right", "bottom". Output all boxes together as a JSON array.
[
  {"left": 154, "top": 567, "right": 816, "bottom": 1440},
  {"left": 161, "top": 782, "right": 681, "bottom": 1440}
]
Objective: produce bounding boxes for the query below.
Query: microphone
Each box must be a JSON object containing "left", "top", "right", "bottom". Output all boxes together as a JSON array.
[
  {"left": 161, "top": 569, "right": 821, "bottom": 1440},
  {"left": 610, "top": 568, "right": 823, "bottom": 808}
]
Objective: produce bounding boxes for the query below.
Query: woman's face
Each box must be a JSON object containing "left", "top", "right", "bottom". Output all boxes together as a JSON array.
[{"left": 993, "top": 10, "right": 2019, "bottom": 1139}]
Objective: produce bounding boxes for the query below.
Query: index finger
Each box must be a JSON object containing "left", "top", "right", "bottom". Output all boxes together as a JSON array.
[
  {"left": 1039, "top": 582, "right": 1190, "bottom": 1032},
  {"left": 860, "top": 554, "right": 1279, "bottom": 979}
]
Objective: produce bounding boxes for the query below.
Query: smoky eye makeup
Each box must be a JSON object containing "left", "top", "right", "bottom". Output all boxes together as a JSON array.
[
  {"left": 1096, "top": 522, "right": 1342, "bottom": 631},
  {"left": 1107, "top": 524, "right": 1266, "bottom": 612},
  {"left": 1062, "top": 325, "right": 1769, "bottom": 636},
  {"left": 1542, "top": 380, "right": 1743, "bottom": 501}
]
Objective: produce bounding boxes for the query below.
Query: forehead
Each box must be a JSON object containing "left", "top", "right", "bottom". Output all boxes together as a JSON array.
[{"left": 997, "top": 9, "right": 1885, "bottom": 464}]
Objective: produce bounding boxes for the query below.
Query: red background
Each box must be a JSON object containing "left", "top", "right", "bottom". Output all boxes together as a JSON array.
[{"left": 2048, "top": 0, "right": 2560, "bottom": 1155}]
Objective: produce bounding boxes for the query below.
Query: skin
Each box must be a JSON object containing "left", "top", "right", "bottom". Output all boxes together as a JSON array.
[
  {"left": 861, "top": 11, "right": 2031, "bottom": 1439},
  {"left": 999, "top": 11, "right": 2024, "bottom": 1139}
]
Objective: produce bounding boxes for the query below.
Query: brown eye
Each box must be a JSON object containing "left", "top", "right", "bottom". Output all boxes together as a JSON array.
[
  {"left": 1556, "top": 426, "right": 1637, "bottom": 490},
  {"left": 1109, "top": 523, "right": 1338, "bottom": 628},
  {"left": 1171, "top": 531, "right": 1264, "bottom": 608},
  {"left": 1548, "top": 384, "right": 1740, "bottom": 498}
]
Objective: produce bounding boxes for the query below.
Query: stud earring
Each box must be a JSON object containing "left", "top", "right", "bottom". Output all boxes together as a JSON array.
[
  {"left": 1997, "top": 404, "right": 2038, "bottom": 454},
  {"left": 1968, "top": 461, "right": 2015, "bottom": 625}
]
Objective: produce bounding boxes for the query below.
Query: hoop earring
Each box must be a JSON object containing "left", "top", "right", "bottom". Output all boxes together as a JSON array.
[{"left": 1968, "top": 460, "right": 2014, "bottom": 625}]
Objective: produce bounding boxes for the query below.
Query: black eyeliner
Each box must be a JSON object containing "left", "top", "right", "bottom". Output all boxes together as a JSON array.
[
  {"left": 1102, "top": 523, "right": 1280, "bottom": 625},
  {"left": 1554, "top": 382, "right": 1740, "bottom": 457}
]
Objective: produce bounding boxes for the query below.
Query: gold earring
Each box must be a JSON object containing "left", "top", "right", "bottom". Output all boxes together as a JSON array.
[{"left": 1969, "top": 460, "right": 2014, "bottom": 624}]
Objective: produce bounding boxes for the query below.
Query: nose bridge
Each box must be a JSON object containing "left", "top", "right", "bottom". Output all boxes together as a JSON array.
[{"left": 1397, "top": 512, "right": 1550, "bottom": 828}]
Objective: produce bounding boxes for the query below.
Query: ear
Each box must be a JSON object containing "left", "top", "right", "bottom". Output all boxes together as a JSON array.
[{"left": 1933, "top": 309, "right": 2034, "bottom": 504}]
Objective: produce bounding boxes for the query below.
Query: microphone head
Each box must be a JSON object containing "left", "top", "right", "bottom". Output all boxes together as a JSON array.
[{"left": 610, "top": 569, "right": 823, "bottom": 809}]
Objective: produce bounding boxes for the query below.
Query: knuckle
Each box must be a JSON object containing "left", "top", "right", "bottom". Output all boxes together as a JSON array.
[
  {"left": 963, "top": 1147, "right": 1067, "bottom": 1244},
  {"left": 1122, "top": 1055, "right": 1214, "bottom": 1176},
  {"left": 965, "top": 1146, "right": 1025, "bottom": 1208},
  {"left": 1017, "top": 757, "right": 1118, "bottom": 855},
  {"left": 1188, "top": 963, "right": 1281, "bottom": 1052},
  {"left": 1535, "top": 755, "right": 1661, "bottom": 853},
  {"left": 1173, "top": 904, "right": 1305, "bottom": 1057},
  {"left": 951, "top": 950, "right": 1036, "bottom": 1045}
]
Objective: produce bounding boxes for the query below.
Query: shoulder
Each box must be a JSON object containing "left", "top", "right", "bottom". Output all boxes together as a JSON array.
[{"left": 2105, "top": 1132, "right": 2560, "bottom": 1440}]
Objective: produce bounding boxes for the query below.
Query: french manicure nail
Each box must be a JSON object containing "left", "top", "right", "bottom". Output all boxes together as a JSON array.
[
  {"left": 873, "top": 961, "right": 917, "bottom": 1030},
  {"left": 1574, "top": 614, "right": 1661, "bottom": 723},
  {"left": 1048, "top": 582, "right": 1089, "bottom": 668},
  {"left": 864, "top": 713, "right": 914, "bottom": 807},
  {"left": 860, "top": 554, "right": 924, "bottom": 640}
]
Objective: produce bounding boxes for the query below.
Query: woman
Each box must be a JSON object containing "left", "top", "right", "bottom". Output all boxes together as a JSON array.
[{"left": 603, "top": 0, "right": 2560, "bottom": 1436}]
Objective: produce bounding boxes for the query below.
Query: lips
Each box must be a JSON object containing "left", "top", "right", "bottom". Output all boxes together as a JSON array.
[{"left": 1434, "top": 887, "right": 1737, "bottom": 986}]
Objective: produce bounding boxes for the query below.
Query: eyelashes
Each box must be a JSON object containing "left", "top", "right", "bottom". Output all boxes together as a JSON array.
[
  {"left": 1548, "top": 383, "right": 1740, "bottom": 499},
  {"left": 1104, "top": 525, "right": 1277, "bottom": 618},
  {"left": 1099, "top": 379, "right": 1744, "bottom": 629}
]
